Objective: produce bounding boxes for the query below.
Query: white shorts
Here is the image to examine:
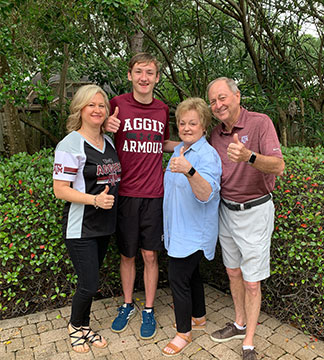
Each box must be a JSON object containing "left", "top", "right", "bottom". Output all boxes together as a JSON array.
[{"left": 219, "top": 196, "right": 275, "bottom": 282}]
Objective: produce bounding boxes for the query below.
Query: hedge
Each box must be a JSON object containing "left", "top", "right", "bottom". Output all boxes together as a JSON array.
[
  {"left": 0, "top": 146, "right": 323, "bottom": 341},
  {"left": 0, "top": 149, "right": 122, "bottom": 318},
  {"left": 263, "top": 146, "right": 323, "bottom": 339}
]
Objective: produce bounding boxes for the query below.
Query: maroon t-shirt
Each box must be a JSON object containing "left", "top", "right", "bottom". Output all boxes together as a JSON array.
[
  {"left": 210, "top": 107, "right": 283, "bottom": 203},
  {"left": 110, "top": 93, "right": 170, "bottom": 198}
]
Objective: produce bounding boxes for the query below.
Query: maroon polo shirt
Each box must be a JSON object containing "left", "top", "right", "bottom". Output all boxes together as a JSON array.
[{"left": 210, "top": 107, "right": 283, "bottom": 203}]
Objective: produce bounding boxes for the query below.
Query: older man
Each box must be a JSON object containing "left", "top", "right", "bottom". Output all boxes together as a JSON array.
[{"left": 208, "top": 77, "right": 285, "bottom": 360}]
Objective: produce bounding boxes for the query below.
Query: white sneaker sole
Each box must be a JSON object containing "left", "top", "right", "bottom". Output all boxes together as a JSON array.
[{"left": 210, "top": 333, "right": 246, "bottom": 343}]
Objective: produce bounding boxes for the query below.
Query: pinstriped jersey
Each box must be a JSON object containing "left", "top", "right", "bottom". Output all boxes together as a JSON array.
[{"left": 53, "top": 131, "right": 121, "bottom": 239}]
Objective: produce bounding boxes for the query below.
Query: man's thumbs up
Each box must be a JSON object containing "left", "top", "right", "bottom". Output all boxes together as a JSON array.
[
  {"left": 105, "top": 106, "right": 121, "bottom": 133},
  {"left": 113, "top": 106, "right": 119, "bottom": 118},
  {"left": 233, "top": 133, "right": 240, "bottom": 144},
  {"left": 227, "top": 133, "right": 249, "bottom": 163}
]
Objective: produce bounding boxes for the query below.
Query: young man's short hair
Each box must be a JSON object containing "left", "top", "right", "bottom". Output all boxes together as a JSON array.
[{"left": 128, "top": 53, "right": 160, "bottom": 73}]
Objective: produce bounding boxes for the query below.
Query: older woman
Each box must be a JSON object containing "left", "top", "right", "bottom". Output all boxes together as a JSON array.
[
  {"left": 53, "top": 85, "right": 121, "bottom": 353},
  {"left": 162, "top": 98, "right": 222, "bottom": 357}
]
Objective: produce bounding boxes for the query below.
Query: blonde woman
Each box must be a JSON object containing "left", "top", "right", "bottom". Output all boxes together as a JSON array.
[{"left": 53, "top": 85, "right": 121, "bottom": 353}]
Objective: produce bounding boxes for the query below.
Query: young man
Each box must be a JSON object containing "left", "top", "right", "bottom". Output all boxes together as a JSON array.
[
  {"left": 105, "top": 53, "right": 177, "bottom": 339},
  {"left": 207, "top": 77, "right": 285, "bottom": 360}
]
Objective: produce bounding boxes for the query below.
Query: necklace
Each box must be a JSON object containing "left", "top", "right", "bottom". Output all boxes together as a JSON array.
[
  {"left": 89, "top": 135, "right": 102, "bottom": 147},
  {"left": 79, "top": 131, "right": 102, "bottom": 147}
]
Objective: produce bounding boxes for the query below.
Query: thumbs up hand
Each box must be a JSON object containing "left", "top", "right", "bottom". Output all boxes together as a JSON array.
[
  {"left": 169, "top": 146, "right": 192, "bottom": 174},
  {"left": 233, "top": 133, "right": 240, "bottom": 145},
  {"left": 102, "top": 185, "right": 109, "bottom": 195},
  {"left": 227, "top": 133, "right": 250, "bottom": 162},
  {"left": 105, "top": 106, "right": 121, "bottom": 133},
  {"left": 95, "top": 185, "right": 115, "bottom": 209}
]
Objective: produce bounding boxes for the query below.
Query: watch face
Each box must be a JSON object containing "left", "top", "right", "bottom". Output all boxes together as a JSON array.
[
  {"left": 188, "top": 167, "right": 196, "bottom": 176},
  {"left": 249, "top": 152, "right": 256, "bottom": 164}
]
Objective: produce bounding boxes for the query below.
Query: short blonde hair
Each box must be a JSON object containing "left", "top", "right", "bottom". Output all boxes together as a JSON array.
[
  {"left": 66, "top": 85, "right": 110, "bottom": 133},
  {"left": 175, "top": 97, "right": 212, "bottom": 130}
]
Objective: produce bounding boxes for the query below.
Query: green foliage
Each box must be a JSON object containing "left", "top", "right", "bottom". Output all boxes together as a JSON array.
[
  {"left": 2, "top": 0, "right": 324, "bottom": 154},
  {"left": 162, "top": 152, "right": 172, "bottom": 169},
  {"left": 0, "top": 146, "right": 323, "bottom": 340},
  {"left": 0, "top": 149, "right": 121, "bottom": 318},
  {"left": 263, "top": 145, "right": 324, "bottom": 340}
]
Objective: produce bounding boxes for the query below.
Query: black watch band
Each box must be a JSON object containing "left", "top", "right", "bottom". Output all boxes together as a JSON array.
[
  {"left": 247, "top": 151, "right": 256, "bottom": 164},
  {"left": 186, "top": 167, "right": 196, "bottom": 177}
]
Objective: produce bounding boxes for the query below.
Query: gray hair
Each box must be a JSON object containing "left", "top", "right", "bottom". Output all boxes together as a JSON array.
[{"left": 207, "top": 77, "right": 239, "bottom": 95}]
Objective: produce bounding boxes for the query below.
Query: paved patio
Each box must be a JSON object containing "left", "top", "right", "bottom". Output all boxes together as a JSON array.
[{"left": 0, "top": 285, "right": 323, "bottom": 360}]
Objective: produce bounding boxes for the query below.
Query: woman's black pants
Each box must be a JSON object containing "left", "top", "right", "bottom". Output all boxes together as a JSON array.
[
  {"left": 168, "top": 250, "right": 206, "bottom": 333},
  {"left": 65, "top": 236, "right": 109, "bottom": 327}
]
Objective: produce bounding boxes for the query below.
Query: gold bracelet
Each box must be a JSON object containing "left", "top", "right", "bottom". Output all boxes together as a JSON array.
[{"left": 93, "top": 195, "right": 99, "bottom": 209}]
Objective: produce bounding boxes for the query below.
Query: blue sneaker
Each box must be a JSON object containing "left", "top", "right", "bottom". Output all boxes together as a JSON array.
[
  {"left": 140, "top": 309, "right": 157, "bottom": 339},
  {"left": 111, "top": 303, "right": 136, "bottom": 333}
]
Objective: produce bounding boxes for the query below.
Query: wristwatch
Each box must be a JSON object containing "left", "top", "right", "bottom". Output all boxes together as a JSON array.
[
  {"left": 247, "top": 151, "right": 257, "bottom": 164},
  {"left": 185, "top": 167, "right": 196, "bottom": 178}
]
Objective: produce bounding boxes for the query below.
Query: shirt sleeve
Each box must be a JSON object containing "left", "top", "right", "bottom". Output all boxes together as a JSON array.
[
  {"left": 191, "top": 147, "right": 222, "bottom": 203},
  {"left": 53, "top": 150, "right": 79, "bottom": 182},
  {"left": 259, "top": 116, "right": 283, "bottom": 158}
]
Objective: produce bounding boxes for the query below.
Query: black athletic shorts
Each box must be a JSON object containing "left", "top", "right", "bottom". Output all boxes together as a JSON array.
[{"left": 116, "top": 196, "right": 164, "bottom": 258}]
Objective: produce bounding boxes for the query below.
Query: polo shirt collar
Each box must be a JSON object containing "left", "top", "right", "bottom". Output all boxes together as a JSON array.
[{"left": 219, "top": 106, "right": 246, "bottom": 135}]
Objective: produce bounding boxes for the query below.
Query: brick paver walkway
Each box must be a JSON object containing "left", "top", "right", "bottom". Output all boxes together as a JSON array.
[{"left": 0, "top": 286, "right": 323, "bottom": 359}]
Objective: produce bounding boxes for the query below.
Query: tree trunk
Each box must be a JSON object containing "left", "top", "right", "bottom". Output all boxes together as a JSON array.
[
  {"left": 58, "top": 43, "right": 69, "bottom": 137},
  {"left": 131, "top": 12, "right": 144, "bottom": 54},
  {"left": 0, "top": 54, "right": 27, "bottom": 156},
  {"left": 278, "top": 108, "right": 288, "bottom": 147},
  {"left": 131, "top": 30, "right": 144, "bottom": 54},
  {"left": 1, "top": 101, "right": 27, "bottom": 156},
  {"left": 299, "top": 97, "right": 305, "bottom": 145}
]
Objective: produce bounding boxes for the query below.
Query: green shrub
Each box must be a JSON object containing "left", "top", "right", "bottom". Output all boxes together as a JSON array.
[
  {"left": 0, "top": 146, "right": 323, "bottom": 342},
  {"left": 0, "top": 149, "right": 121, "bottom": 318},
  {"left": 263, "top": 146, "right": 324, "bottom": 340}
]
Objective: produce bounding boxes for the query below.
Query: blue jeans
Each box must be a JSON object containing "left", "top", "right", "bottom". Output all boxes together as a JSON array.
[{"left": 65, "top": 236, "right": 110, "bottom": 327}]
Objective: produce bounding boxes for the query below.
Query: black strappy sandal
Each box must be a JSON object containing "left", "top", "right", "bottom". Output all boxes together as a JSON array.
[
  {"left": 68, "top": 323, "right": 90, "bottom": 353},
  {"left": 81, "top": 326, "right": 107, "bottom": 348}
]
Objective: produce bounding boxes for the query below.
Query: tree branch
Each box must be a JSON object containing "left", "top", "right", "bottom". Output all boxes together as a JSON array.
[{"left": 133, "top": 15, "right": 190, "bottom": 100}]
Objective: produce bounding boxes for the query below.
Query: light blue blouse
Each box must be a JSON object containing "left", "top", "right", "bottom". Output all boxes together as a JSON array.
[{"left": 163, "top": 136, "right": 222, "bottom": 260}]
